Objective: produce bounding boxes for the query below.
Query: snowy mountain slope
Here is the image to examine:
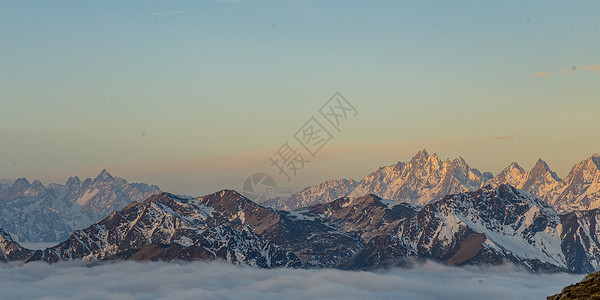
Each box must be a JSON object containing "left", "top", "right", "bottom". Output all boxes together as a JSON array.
[
  {"left": 19, "top": 186, "right": 600, "bottom": 273},
  {"left": 26, "top": 192, "right": 301, "bottom": 267},
  {"left": 25, "top": 191, "right": 363, "bottom": 268},
  {"left": 520, "top": 159, "right": 562, "bottom": 195},
  {"left": 0, "top": 170, "right": 160, "bottom": 242},
  {"left": 267, "top": 150, "right": 600, "bottom": 214},
  {"left": 304, "top": 194, "right": 417, "bottom": 243},
  {"left": 488, "top": 155, "right": 600, "bottom": 213},
  {"left": 418, "top": 185, "right": 566, "bottom": 270},
  {"left": 486, "top": 162, "right": 528, "bottom": 188},
  {"left": 486, "top": 159, "right": 562, "bottom": 203},
  {"left": 268, "top": 150, "right": 493, "bottom": 210},
  {"left": 196, "top": 190, "right": 363, "bottom": 267},
  {"left": 340, "top": 185, "right": 568, "bottom": 271},
  {"left": 359, "top": 151, "right": 493, "bottom": 206},
  {"left": 263, "top": 179, "right": 359, "bottom": 211},
  {"left": 544, "top": 154, "right": 600, "bottom": 213}
]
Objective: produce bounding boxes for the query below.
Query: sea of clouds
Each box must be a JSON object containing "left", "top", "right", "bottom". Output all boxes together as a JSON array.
[{"left": 0, "top": 260, "right": 583, "bottom": 300}]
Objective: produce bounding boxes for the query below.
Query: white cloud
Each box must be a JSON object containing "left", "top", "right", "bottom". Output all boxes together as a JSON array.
[{"left": 0, "top": 260, "right": 583, "bottom": 300}]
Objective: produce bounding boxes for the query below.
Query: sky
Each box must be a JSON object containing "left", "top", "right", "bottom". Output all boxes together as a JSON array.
[
  {"left": 1, "top": 1, "right": 599, "bottom": 196},
  {"left": 0, "top": 260, "right": 584, "bottom": 300}
]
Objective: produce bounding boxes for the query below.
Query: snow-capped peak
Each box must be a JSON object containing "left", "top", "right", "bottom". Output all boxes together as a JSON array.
[
  {"left": 94, "top": 169, "right": 114, "bottom": 182},
  {"left": 0, "top": 171, "right": 161, "bottom": 242},
  {"left": 508, "top": 162, "right": 525, "bottom": 171}
]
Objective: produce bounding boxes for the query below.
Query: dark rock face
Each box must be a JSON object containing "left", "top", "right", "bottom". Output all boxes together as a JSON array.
[
  {"left": 559, "top": 209, "right": 600, "bottom": 273},
  {"left": 0, "top": 228, "right": 33, "bottom": 262}
]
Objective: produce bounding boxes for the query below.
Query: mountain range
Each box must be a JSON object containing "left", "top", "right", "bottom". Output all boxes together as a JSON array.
[
  {"left": 265, "top": 150, "right": 600, "bottom": 214},
  {"left": 0, "top": 185, "right": 594, "bottom": 273},
  {"left": 2, "top": 151, "right": 600, "bottom": 274},
  {"left": 0, "top": 170, "right": 160, "bottom": 242}
]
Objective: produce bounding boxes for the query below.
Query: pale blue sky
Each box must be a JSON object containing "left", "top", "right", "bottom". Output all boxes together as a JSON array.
[{"left": 1, "top": 1, "right": 599, "bottom": 195}]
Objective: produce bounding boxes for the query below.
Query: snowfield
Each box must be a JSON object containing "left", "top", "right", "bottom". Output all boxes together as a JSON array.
[{"left": 0, "top": 260, "right": 583, "bottom": 300}]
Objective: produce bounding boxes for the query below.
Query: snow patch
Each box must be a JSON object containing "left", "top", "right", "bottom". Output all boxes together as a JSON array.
[{"left": 76, "top": 189, "right": 99, "bottom": 206}]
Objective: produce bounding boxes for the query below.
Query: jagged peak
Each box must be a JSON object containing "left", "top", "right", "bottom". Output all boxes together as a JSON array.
[
  {"left": 94, "top": 169, "right": 114, "bottom": 182},
  {"left": 13, "top": 177, "right": 30, "bottom": 185},
  {"left": 589, "top": 154, "right": 600, "bottom": 169},
  {"left": 12, "top": 178, "right": 31, "bottom": 190},
  {"left": 314, "top": 178, "right": 357, "bottom": 187},
  {"left": 507, "top": 162, "right": 523, "bottom": 169},
  {"left": 531, "top": 159, "right": 551, "bottom": 172},
  {"left": 66, "top": 176, "right": 81, "bottom": 186},
  {"left": 427, "top": 152, "right": 442, "bottom": 165},
  {"left": 201, "top": 189, "right": 254, "bottom": 206},
  {"left": 412, "top": 149, "right": 429, "bottom": 161},
  {"left": 30, "top": 180, "right": 44, "bottom": 188},
  {"left": 528, "top": 158, "right": 561, "bottom": 182},
  {"left": 452, "top": 156, "right": 468, "bottom": 168},
  {"left": 569, "top": 155, "right": 600, "bottom": 173}
]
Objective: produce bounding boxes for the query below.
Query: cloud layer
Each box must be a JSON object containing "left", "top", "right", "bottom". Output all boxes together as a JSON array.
[{"left": 0, "top": 260, "right": 583, "bottom": 300}]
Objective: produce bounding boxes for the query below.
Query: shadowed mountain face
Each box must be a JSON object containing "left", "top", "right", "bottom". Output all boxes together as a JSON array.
[
  {"left": 0, "top": 228, "right": 33, "bottom": 262},
  {"left": 0, "top": 170, "right": 160, "bottom": 242},
  {"left": 266, "top": 150, "right": 600, "bottom": 215},
  {"left": 15, "top": 186, "right": 600, "bottom": 273}
]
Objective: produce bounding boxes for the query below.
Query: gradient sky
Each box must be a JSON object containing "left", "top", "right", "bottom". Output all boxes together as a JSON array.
[{"left": 1, "top": 1, "right": 599, "bottom": 196}]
